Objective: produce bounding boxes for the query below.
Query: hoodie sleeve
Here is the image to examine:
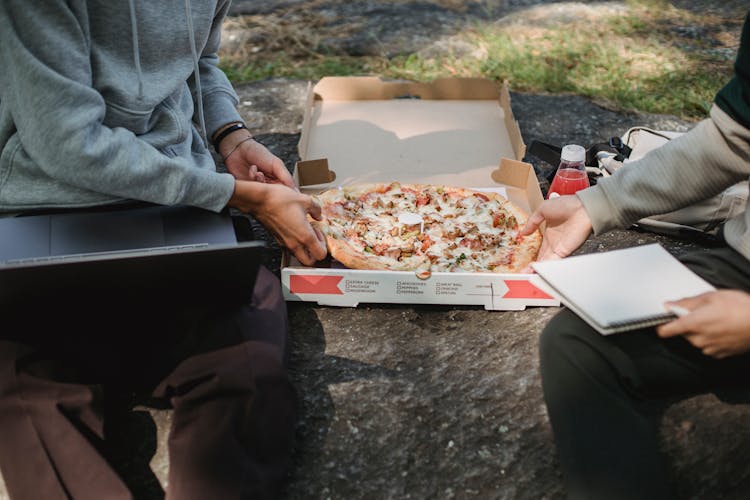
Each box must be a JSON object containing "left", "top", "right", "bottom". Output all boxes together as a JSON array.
[
  {"left": 194, "top": 0, "right": 245, "bottom": 139},
  {"left": 0, "top": 0, "right": 236, "bottom": 212},
  {"left": 577, "top": 105, "right": 750, "bottom": 234}
]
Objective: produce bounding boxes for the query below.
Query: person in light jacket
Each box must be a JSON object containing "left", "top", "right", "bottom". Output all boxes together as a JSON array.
[
  {"left": 0, "top": 1, "right": 327, "bottom": 498},
  {"left": 522, "top": 10, "right": 750, "bottom": 500}
]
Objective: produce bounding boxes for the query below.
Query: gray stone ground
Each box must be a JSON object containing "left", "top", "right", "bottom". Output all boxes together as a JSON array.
[
  {"left": 72, "top": 78, "right": 747, "bottom": 500},
  {"left": 234, "top": 79, "right": 750, "bottom": 500},
  {"left": 2, "top": 1, "right": 750, "bottom": 499}
]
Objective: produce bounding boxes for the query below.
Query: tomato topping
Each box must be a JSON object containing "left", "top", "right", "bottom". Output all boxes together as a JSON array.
[
  {"left": 492, "top": 213, "right": 503, "bottom": 228},
  {"left": 372, "top": 243, "right": 390, "bottom": 256},
  {"left": 420, "top": 236, "right": 432, "bottom": 253},
  {"left": 416, "top": 193, "right": 431, "bottom": 207},
  {"left": 459, "top": 237, "right": 483, "bottom": 250}
]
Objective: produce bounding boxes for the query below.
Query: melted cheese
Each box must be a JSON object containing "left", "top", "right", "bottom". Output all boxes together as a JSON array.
[{"left": 323, "top": 184, "right": 521, "bottom": 272}]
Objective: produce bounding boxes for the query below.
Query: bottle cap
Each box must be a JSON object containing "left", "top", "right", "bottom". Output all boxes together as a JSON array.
[{"left": 561, "top": 144, "right": 586, "bottom": 163}]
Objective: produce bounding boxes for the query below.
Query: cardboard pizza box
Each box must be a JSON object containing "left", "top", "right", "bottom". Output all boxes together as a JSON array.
[{"left": 281, "top": 76, "right": 559, "bottom": 310}]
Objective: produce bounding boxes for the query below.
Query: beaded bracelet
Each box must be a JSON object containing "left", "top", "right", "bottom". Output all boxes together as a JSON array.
[
  {"left": 222, "top": 136, "right": 254, "bottom": 162},
  {"left": 212, "top": 122, "right": 247, "bottom": 151}
]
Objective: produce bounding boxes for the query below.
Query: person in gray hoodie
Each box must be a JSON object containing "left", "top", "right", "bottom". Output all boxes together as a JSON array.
[
  {"left": 521, "top": 11, "right": 750, "bottom": 500},
  {"left": 0, "top": 1, "right": 326, "bottom": 499}
]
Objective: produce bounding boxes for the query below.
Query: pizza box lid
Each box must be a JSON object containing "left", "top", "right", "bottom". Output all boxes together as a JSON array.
[
  {"left": 296, "top": 77, "right": 523, "bottom": 183},
  {"left": 294, "top": 76, "right": 542, "bottom": 217}
]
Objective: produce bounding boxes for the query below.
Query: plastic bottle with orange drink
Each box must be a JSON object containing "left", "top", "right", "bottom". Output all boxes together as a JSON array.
[{"left": 547, "top": 144, "right": 590, "bottom": 199}]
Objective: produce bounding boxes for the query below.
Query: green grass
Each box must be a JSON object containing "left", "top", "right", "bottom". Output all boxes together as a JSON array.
[
  {"left": 220, "top": 2, "right": 737, "bottom": 120},
  {"left": 221, "top": 55, "right": 378, "bottom": 82}
]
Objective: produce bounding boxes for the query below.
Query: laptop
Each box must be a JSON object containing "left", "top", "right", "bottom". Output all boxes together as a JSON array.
[{"left": 0, "top": 205, "right": 266, "bottom": 308}]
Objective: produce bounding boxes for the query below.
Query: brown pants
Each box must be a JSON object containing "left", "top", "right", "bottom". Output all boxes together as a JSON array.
[{"left": 0, "top": 267, "right": 295, "bottom": 500}]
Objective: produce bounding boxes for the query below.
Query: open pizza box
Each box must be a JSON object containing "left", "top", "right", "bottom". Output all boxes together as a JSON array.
[{"left": 281, "top": 76, "right": 559, "bottom": 310}]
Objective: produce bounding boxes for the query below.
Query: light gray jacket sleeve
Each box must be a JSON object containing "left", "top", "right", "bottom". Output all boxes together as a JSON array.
[
  {"left": 577, "top": 105, "right": 750, "bottom": 234},
  {"left": 0, "top": 0, "right": 235, "bottom": 211},
  {"left": 193, "top": 0, "right": 244, "bottom": 138}
]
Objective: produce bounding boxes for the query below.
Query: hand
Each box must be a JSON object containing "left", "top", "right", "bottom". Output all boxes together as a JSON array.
[
  {"left": 657, "top": 290, "right": 750, "bottom": 359},
  {"left": 220, "top": 131, "right": 297, "bottom": 191},
  {"left": 228, "top": 181, "right": 327, "bottom": 266},
  {"left": 520, "top": 195, "right": 593, "bottom": 265}
]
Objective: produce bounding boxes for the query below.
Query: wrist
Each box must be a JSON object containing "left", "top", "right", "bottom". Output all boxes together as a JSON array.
[
  {"left": 227, "top": 179, "right": 269, "bottom": 213},
  {"left": 219, "top": 132, "right": 254, "bottom": 161},
  {"left": 212, "top": 121, "right": 251, "bottom": 152}
]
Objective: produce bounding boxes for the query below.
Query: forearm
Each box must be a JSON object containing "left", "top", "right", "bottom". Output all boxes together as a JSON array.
[
  {"left": 227, "top": 180, "right": 270, "bottom": 213},
  {"left": 212, "top": 121, "right": 253, "bottom": 158},
  {"left": 194, "top": 0, "right": 243, "bottom": 138},
  {"left": 578, "top": 105, "right": 750, "bottom": 234},
  {"left": 198, "top": 65, "right": 243, "bottom": 140}
]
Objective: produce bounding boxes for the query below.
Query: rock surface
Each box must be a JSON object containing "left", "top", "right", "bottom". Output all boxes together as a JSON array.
[{"left": 229, "top": 78, "right": 750, "bottom": 500}]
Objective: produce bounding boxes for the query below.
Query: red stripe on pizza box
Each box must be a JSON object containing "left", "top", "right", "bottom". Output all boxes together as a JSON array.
[
  {"left": 290, "top": 275, "right": 344, "bottom": 295},
  {"left": 502, "top": 280, "right": 554, "bottom": 300}
]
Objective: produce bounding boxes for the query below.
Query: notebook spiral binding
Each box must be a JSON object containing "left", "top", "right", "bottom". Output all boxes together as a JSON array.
[{"left": 607, "top": 312, "right": 677, "bottom": 332}]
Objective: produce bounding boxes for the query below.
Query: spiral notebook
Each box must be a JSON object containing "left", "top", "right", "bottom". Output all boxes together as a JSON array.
[{"left": 531, "top": 244, "right": 716, "bottom": 335}]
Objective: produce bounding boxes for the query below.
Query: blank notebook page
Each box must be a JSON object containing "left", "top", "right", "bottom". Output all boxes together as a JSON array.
[{"left": 532, "top": 244, "right": 715, "bottom": 331}]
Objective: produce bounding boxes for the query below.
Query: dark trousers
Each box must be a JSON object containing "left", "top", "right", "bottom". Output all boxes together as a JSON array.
[
  {"left": 539, "top": 246, "right": 750, "bottom": 500},
  {"left": 0, "top": 266, "right": 295, "bottom": 500}
]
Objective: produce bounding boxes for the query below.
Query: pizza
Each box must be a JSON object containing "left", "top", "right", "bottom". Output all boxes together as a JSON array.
[{"left": 312, "top": 182, "right": 541, "bottom": 276}]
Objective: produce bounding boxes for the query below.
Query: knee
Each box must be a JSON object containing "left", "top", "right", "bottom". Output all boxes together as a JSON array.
[
  {"left": 217, "top": 340, "right": 289, "bottom": 389},
  {"left": 252, "top": 267, "right": 286, "bottom": 314},
  {"left": 538, "top": 308, "right": 605, "bottom": 379},
  {"left": 162, "top": 340, "right": 290, "bottom": 404},
  {"left": 539, "top": 309, "right": 634, "bottom": 393},
  {"left": 539, "top": 310, "right": 580, "bottom": 362}
]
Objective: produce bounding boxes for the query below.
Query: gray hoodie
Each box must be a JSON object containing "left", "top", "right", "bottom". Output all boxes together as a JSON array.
[{"left": 0, "top": 0, "right": 240, "bottom": 213}]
